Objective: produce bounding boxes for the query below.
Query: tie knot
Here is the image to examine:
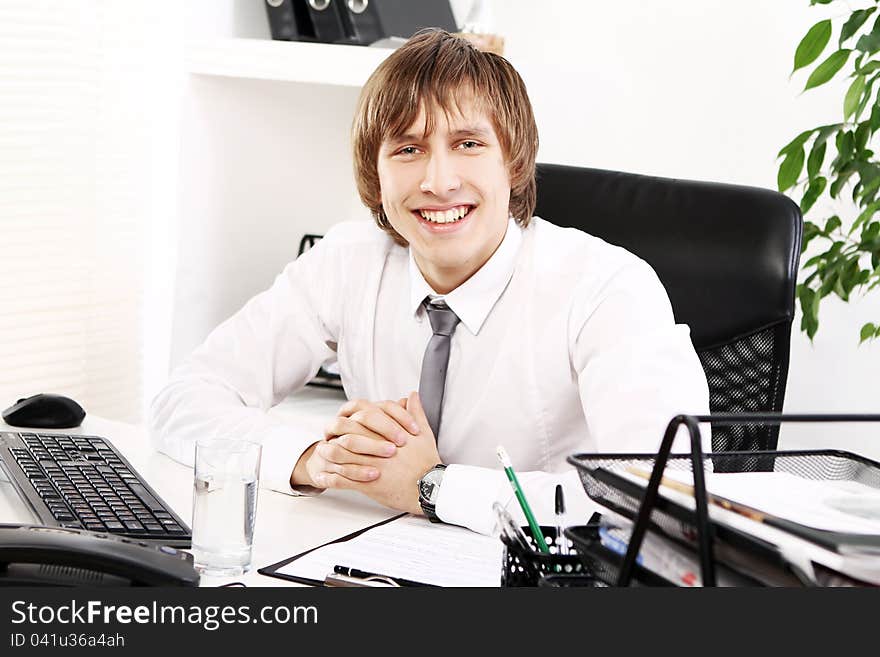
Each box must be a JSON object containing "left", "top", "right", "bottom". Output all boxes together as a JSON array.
[{"left": 423, "top": 299, "right": 460, "bottom": 337}]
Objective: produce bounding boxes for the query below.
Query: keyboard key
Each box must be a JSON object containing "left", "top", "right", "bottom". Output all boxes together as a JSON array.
[
  {"left": 104, "top": 521, "right": 125, "bottom": 531},
  {"left": 123, "top": 520, "right": 144, "bottom": 531},
  {"left": 144, "top": 523, "right": 164, "bottom": 533},
  {"left": 128, "top": 483, "right": 165, "bottom": 513}
]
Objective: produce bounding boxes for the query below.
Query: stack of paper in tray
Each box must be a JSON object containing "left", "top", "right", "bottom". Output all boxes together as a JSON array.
[{"left": 609, "top": 467, "right": 880, "bottom": 586}]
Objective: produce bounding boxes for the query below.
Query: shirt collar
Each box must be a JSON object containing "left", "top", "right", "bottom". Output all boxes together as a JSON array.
[{"left": 408, "top": 216, "right": 522, "bottom": 335}]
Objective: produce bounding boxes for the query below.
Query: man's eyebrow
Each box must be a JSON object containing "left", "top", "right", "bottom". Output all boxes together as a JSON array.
[
  {"left": 449, "top": 126, "right": 493, "bottom": 140},
  {"left": 385, "top": 125, "right": 494, "bottom": 147},
  {"left": 386, "top": 132, "right": 424, "bottom": 146}
]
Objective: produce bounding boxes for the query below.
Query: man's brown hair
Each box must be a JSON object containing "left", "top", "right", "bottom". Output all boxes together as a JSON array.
[{"left": 351, "top": 29, "right": 539, "bottom": 245}]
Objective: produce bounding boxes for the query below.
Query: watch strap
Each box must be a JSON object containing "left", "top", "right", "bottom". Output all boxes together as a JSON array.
[{"left": 419, "top": 464, "right": 447, "bottom": 523}]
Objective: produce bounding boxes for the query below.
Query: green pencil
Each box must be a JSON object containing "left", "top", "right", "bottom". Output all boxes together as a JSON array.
[{"left": 496, "top": 445, "right": 549, "bottom": 553}]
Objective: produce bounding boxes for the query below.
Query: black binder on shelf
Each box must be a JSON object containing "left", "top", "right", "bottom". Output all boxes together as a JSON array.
[
  {"left": 567, "top": 413, "right": 880, "bottom": 587},
  {"left": 266, "top": 0, "right": 459, "bottom": 46},
  {"left": 265, "top": 0, "right": 345, "bottom": 44}
]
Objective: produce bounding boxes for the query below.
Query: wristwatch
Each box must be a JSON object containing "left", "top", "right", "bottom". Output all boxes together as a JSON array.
[{"left": 418, "top": 464, "right": 447, "bottom": 523}]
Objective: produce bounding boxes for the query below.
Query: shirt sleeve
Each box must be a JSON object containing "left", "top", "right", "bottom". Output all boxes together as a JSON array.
[
  {"left": 436, "top": 257, "right": 711, "bottom": 536},
  {"left": 437, "top": 465, "right": 605, "bottom": 536},
  {"left": 570, "top": 257, "right": 711, "bottom": 455},
  {"left": 148, "top": 236, "right": 342, "bottom": 496}
]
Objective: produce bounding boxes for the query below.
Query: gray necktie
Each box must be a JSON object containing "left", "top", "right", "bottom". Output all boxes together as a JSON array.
[{"left": 419, "top": 300, "right": 460, "bottom": 440}]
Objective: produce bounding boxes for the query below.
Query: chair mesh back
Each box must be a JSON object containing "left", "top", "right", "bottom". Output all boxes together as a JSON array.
[{"left": 697, "top": 321, "right": 791, "bottom": 457}]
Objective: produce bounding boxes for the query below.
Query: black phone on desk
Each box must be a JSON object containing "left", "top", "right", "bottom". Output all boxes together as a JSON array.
[{"left": 0, "top": 524, "right": 199, "bottom": 586}]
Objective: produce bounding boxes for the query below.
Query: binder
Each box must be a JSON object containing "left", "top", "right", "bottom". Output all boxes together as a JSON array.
[
  {"left": 336, "top": 0, "right": 383, "bottom": 46},
  {"left": 265, "top": 0, "right": 345, "bottom": 44},
  {"left": 567, "top": 413, "right": 880, "bottom": 587}
]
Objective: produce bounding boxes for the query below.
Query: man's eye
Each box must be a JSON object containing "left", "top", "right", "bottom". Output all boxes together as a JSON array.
[
  {"left": 458, "top": 140, "right": 481, "bottom": 150},
  {"left": 397, "top": 146, "right": 419, "bottom": 156}
]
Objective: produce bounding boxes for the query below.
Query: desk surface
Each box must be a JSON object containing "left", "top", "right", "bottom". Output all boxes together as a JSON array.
[
  {"left": 4, "top": 388, "right": 877, "bottom": 587},
  {"left": 0, "top": 389, "right": 398, "bottom": 588}
]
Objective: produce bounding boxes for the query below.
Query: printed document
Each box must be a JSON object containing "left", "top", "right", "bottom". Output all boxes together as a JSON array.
[{"left": 277, "top": 514, "right": 503, "bottom": 587}]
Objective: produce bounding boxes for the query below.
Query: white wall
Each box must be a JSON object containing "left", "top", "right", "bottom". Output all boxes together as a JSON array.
[
  {"left": 162, "top": 0, "right": 879, "bottom": 457},
  {"left": 487, "top": 0, "right": 880, "bottom": 457}
]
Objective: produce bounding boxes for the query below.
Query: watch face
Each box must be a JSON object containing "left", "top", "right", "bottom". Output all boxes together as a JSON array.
[{"left": 419, "top": 468, "right": 443, "bottom": 505}]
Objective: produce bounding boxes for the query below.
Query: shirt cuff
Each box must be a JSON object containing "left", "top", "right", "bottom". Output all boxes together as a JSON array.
[
  {"left": 259, "top": 424, "right": 323, "bottom": 497},
  {"left": 436, "top": 464, "right": 605, "bottom": 536},
  {"left": 436, "top": 464, "right": 511, "bottom": 535}
]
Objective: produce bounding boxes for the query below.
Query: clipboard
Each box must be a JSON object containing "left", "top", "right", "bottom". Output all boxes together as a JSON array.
[
  {"left": 258, "top": 513, "right": 406, "bottom": 586},
  {"left": 258, "top": 512, "right": 504, "bottom": 587}
]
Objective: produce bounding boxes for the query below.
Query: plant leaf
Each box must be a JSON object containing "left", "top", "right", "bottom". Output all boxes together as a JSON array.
[
  {"left": 860, "top": 322, "right": 876, "bottom": 343},
  {"left": 794, "top": 20, "right": 833, "bottom": 73},
  {"left": 808, "top": 140, "right": 827, "bottom": 179},
  {"left": 778, "top": 129, "right": 815, "bottom": 158},
  {"left": 841, "top": 8, "right": 878, "bottom": 46},
  {"left": 778, "top": 146, "right": 805, "bottom": 192},
  {"left": 824, "top": 215, "right": 842, "bottom": 235},
  {"left": 845, "top": 75, "right": 867, "bottom": 119},
  {"left": 850, "top": 200, "right": 880, "bottom": 235},
  {"left": 816, "top": 123, "right": 843, "bottom": 145},
  {"left": 830, "top": 168, "right": 856, "bottom": 198},
  {"left": 805, "top": 49, "right": 852, "bottom": 91},
  {"left": 855, "top": 121, "right": 872, "bottom": 152},
  {"left": 798, "top": 285, "right": 820, "bottom": 340},
  {"left": 858, "top": 60, "right": 880, "bottom": 74},
  {"left": 857, "top": 26, "right": 880, "bottom": 55},
  {"left": 802, "top": 220, "right": 824, "bottom": 253},
  {"left": 801, "top": 176, "right": 827, "bottom": 214}
]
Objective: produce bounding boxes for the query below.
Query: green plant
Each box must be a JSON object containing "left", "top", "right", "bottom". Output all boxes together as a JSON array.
[{"left": 779, "top": 0, "right": 880, "bottom": 343}]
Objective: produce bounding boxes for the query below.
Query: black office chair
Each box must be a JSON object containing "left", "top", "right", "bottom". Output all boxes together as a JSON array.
[{"left": 535, "top": 163, "right": 803, "bottom": 453}]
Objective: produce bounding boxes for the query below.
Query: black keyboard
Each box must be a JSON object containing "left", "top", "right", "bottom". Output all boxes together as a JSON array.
[{"left": 0, "top": 432, "right": 191, "bottom": 548}]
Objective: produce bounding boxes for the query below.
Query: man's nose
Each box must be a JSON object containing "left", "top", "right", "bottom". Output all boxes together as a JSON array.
[{"left": 419, "top": 151, "right": 461, "bottom": 195}]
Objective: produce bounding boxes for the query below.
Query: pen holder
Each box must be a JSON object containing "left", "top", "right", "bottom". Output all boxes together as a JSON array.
[{"left": 500, "top": 525, "right": 596, "bottom": 587}]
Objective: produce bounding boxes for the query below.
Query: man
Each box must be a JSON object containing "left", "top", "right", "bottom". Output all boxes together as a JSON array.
[{"left": 150, "top": 30, "right": 709, "bottom": 535}]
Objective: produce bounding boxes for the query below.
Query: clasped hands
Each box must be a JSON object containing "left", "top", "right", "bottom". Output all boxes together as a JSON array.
[{"left": 291, "top": 391, "right": 440, "bottom": 515}]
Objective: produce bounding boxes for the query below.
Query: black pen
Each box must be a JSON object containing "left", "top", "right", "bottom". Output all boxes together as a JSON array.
[
  {"left": 555, "top": 485, "right": 568, "bottom": 555},
  {"left": 332, "top": 564, "right": 435, "bottom": 587}
]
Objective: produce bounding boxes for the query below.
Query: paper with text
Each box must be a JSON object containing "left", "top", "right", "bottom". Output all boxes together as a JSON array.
[
  {"left": 277, "top": 514, "right": 504, "bottom": 587},
  {"left": 658, "top": 469, "right": 880, "bottom": 534}
]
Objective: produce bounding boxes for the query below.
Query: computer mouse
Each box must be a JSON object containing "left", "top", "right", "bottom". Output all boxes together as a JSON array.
[{"left": 2, "top": 393, "right": 86, "bottom": 429}]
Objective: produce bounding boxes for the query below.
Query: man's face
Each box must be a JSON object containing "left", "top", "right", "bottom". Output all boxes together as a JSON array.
[{"left": 377, "top": 98, "right": 511, "bottom": 293}]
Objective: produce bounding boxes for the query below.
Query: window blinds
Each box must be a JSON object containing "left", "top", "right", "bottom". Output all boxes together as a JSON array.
[{"left": 0, "top": 1, "right": 152, "bottom": 423}]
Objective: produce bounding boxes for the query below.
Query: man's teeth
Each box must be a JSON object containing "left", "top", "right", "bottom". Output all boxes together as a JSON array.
[{"left": 418, "top": 206, "right": 471, "bottom": 223}]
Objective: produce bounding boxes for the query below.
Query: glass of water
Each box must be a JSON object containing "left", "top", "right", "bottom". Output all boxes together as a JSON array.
[{"left": 191, "top": 438, "right": 261, "bottom": 576}]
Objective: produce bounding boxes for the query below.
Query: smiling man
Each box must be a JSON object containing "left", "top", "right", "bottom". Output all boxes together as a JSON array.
[{"left": 150, "top": 30, "right": 709, "bottom": 534}]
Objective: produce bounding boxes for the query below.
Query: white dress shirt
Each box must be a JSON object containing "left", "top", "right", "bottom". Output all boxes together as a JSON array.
[{"left": 150, "top": 217, "right": 710, "bottom": 535}]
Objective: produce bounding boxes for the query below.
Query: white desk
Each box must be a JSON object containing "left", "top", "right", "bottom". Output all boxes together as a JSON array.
[{"left": 0, "top": 388, "right": 399, "bottom": 587}]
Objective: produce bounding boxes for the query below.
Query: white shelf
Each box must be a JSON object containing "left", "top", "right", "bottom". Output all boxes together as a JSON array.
[{"left": 185, "top": 37, "right": 394, "bottom": 87}]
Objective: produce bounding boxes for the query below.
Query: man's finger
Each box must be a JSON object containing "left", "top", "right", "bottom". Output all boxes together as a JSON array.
[
  {"left": 331, "top": 434, "right": 396, "bottom": 458},
  {"left": 317, "top": 439, "right": 390, "bottom": 464},
  {"left": 323, "top": 416, "right": 388, "bottom": 443},
  {"left": 348, "top": 409, "right": 412, "bottom": 447},
  {"left": 338, "top": 398, "right": 367, "bottom": 417},
  {"left": 321, "top": 463, "right": 378, "bottom": 485},
  {"left": 377, "top": 400, "right": 420, "bottom": 435},
  {"left": 315, "top": 472, "right": 355, "bottom": 490},
  {"left": 407, "top": 390, "right": 432, "bottom": 433}
]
